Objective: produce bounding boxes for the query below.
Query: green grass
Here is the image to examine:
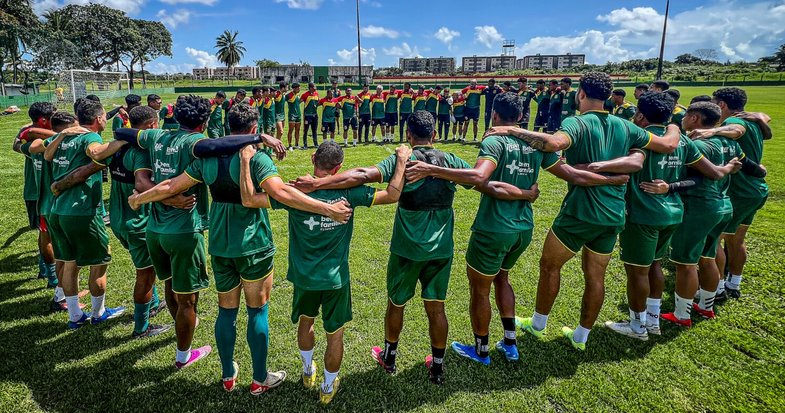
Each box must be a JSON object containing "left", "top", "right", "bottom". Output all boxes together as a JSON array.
[{"left": 1, "top": 87, "right": 784, "bottom": 412}]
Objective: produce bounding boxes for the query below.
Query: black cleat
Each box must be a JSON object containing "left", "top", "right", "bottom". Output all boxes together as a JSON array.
[
  {"left": 149, "top": 300, "right": 167, "bottom": 319},
  {"left": 726, "top": 287, "right": 741, "bottom": 299},
  {"left": 50, "top": 299, "right": 68, "bottom": 312},
  {"left": 132, "top": 323, "right": 173, "bottom": 339}
]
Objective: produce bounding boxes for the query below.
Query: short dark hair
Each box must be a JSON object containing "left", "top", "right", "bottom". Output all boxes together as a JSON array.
[
  {"left": 292, "top": 82, "right": 300, "bottom": 88},
  {"left": 236, "top": 89, "right": 247, "bottom": 97},
  {"left": 73, "top": 97, "right": 85, "bottom": 114},
  {"left": 407, "top": 111, "right": 434, "bottom": 142},
  {"left": 652, "top": 80, "right": 670, "bottom": 90},
  {"left": 435, "top": 85, "right": 443, "bottom": 90},
  {"left": 227, "top": 103, "right": 259, "bottom": 134},
  {"left": 147, "top": 94, "right": 161, "bottom": 104},
  {"left": 129, "top": 106, "right": 158, "bottom": 128},
  {"left": 313, "top": 141, "right": 344, "bottom": 171},
  {"left": 635, "top": 84, "right": 649, "bottom": 91},
  {"left": 28, "top": 102, "right": 57, "bottom": 123},
  {"left": 664, "top": 89, "right": 680, "bottom": 102},
  {"left": 518, "top": 77, "right": 527, "bottom": 83},
  {"left": 549, "top": 80, "right": 558, "bottom": 86},
  {"left": 579, "top": 72, "right": 614, "bottom": 101},
  {"left": 712, "top": 87, "right": 746, "bottom": 111},
  {"left": 488, "top": 78, "right": 496, "bottom": 83},
  {"left": 637, "top": 92, "right": 675, "bottom": 124},
  {"left": 503, "top": 81, "right": 511, "bottom": 87},
  {"left": 50, "top": 111, "right": 77, "bottom": 131},
  {"left": 687, "top": 101, "right": 722, "bottom": 127},
  {"left": 690, "top": 95, "right": 712, "bottom": 104},
  {"left": 279, "top": 82, "right": 287, "bottom": 89},
  {"left": 85, "top": 94, "right": 101, "bottom": 102},
  {"left": 536, "top": 79, "right": 545, "bottom": 85},
  {"left": 308, "top": 82, "right": 315, "bottom": 88},
  {"left": 612, "top": 89, "right": 626, "bottom": 97},
  {"left": 76, "top": 98, "right": 105, "bottom": 125},
  {"left": 125, "top": 94, "right": 142, "bottom": 106},
  {"left": 174, "top": 95, "right": 211, "bottom": 129},
  {"left": 215, "top": 91, "right": 226, "bottom": 99},
  {"left": 261, "top": 86, "right": 270, "bottom": 93},
  {"left": 252, "top": 86, "right": 262, "bottom": 95},
  {"left": 561, "top": 77, "right": 572, "bottom": 85},
  {"left": 492, "top": 92, "right": 522, "bottom": 122}
]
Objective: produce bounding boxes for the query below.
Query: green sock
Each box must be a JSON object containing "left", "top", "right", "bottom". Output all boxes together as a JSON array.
[
  {"left": 149, "top": 284, "right": 161, "bottom": 314},
  {"left": 215, "top": 306, "right": 239, "bottom": 379},
  {"left": 247, "top": 303, "right": 270, "bottom": 383},
  {"left": 38, "top": 254, "right": 46, "bottom": 277},
  {"left": 45, "top": 263, "right": 57, "bottom": 286},
  {"left": 133, "top": 300, "right": 152, "bottom": 334}
]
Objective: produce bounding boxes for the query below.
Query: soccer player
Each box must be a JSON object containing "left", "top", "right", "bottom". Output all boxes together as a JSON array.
[
  {"left": 690, "top": 95, "right": 712, "bottom": 104},
  {"left": 650, "top": 80, "right": 670, "bottom": 92},
  {"left": 665, "top": 89, "right": 687, "bottom": 131},
  {"left": 262, "top": 87, "right": 277, "bottom": 135},
  {"left": 339, "top": 88, "right": 360, "bottom": 146},
  {"left": 274, "top": 82, "right": 288, "bottom": 140},
  {"left": 406, "top": 92, "right": 637, "bottom": 362},
  {"left": 533, "top": 80, "right": 549, "bottom": 132},
  {"left": 318, "top": 89, "right": 339, "bottom": 142},
  {"left": 452, "top": 92, "right": 466, "bottom": 141},
  {"left": 612, "top": 89, "right": 637, "bottom": 121},
  {"left": 413, "top": 85, "right": 428, "bottom": 112},
  {"left": 250, "top": 87, "right": 265, "bottom": 133},
  {"left": 207, "top": 91, "right": 227, "bottom": 138},
  {"left": 384, "top": 84, "right": 399, "bottom": 142},
  {"left": 371, "top": 85, "right": 387, "bottom": 142},
  {"left": 223, "top": 89, "right": 247, "bottom": 135},
  {"left": 634, "top": 84, "right": 649, "bottom": 100},
  {"left": 461, "top": 80, "right": 485, "bottom": 140},
  {"left": 425, "top": 86, "right": 441, "bottom": 128},
  {"left": 302, "top": 83, "right": 320, "bottom": 148},
  {"left": 286, "top": 83, "right": 302, "bottom": 150},
  {"left": 517, "top": 77, "right": 536, "bottom": 130},
  {"left": 481, "top": 73, "right": 685, "bottom": 350},
  {"left": 599, "top": 92, "right": 740, "bottom": 340},
  {"left": 436, "top": 88, "right": 452, "bottom": 141},
  {"left": 357, "top": 84, "right": 372, "bottom": 143},
  {"left": 397, "top": 82, "right": 415, "bottom": 142},
  {"left": 481, "top": 79, "right": 503, "bottom": 131},
  {"left": 560, "top": 77, "right": 578, "bottom": 121},
  {"left": 546, "top": 80, "right": 563, "bottom": 133},
  {"left": 257, "top": 141, "right": 410, "bottom": 404},
  {"left": 111, "top": 94, "right": 141, "bottom": 131},
  {"left": 149, "top": 94, "right": 180, "bottom": 131},
  {"left": 128, "top": 102, "right": 351, "bottom": 394}
]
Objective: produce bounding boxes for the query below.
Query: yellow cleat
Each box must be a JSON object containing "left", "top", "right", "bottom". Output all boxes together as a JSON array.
[
  {"left": 319, "top": 377, "right": 340, "bottom": 405},
  {"left": 302, "top": 361, "right": 317, "bottom": 389}
]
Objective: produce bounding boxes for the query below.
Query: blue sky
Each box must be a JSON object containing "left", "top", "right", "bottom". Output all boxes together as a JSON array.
[{"left": 31, "top": 0, "right": 785, "bottom": 74}]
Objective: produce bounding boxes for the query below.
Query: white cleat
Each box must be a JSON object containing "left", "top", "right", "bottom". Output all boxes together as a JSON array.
[
  {"left": 646, "top": 324, "right": 661, "bottom": 336},
  {"left": 604, "top": 321, "right": 649, "bottom": 341}
]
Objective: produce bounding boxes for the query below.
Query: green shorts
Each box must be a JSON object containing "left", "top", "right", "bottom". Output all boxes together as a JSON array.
[
  {"left": 147, "top": 231, "right": 208, "bottom": 294},
  {"left": 291, "top": 283, "right": 352, "bottom": 334},
  {"left": 671, "top": 205, "right": 731, "bottom": 265},
  {"left": 466, "top": 230, "right": 533, "bottom": 276},
  {"left": 723, "top": 195, "right": 767, "bottom": 235},
  {"left": 112, "top": 229, "right": 153, "bottom": 269},
  {"left": 387, "top": 254, "right": 452, "bottom": 306},
  {"left": 619, "top": 222, "right": 679, "bottom": 267},
  {"left": 48, "top": 214, "right": 111, "bottom": 266},
  {"left": 276, "top": 113, "right": 285, "bottom": 122},
  {"left": 212, "top": 252, "right": 274, "bottom": 293},
  {"left": 551, "top": 213, "right": 622, "bottom": 255},
  {"left": 262, "top": 118, "right": 275, "bottom": 133},
  {"left": 289, "top": 114, "right": 301, "bottom": 123}
]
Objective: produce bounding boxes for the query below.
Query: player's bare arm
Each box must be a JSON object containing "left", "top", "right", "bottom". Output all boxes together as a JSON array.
[
  {"left": 405, "top": 158, "right": 496, "bottom": 186},
  {"left": 736, "top": 111, "right": 773, "bottom": 140},
  {"left": 372, "top": 144, "right": 411, "bottom": 205},
  {"left": 547, "top": 160, "right": 630, "bottom": 186},
  {"left": 133, "top": 169, "right": 197, "bottom": 210},
  {"left": 580, "top": 150, "right": 646, "bottom": 173},
  {"left": 689, "top": 123, "right": 745, "bottom": 140},
  {"left": 483, "top": 125, "right": 571, "bottom": 152},
  {"left": 689, "top": 156, "right": 742, "bottom": 180},
  {"left": 291, "top": 166, "right": 382, "bottom": 193},
  {"left": 51, "top": 162, "right": 105, "bottom": 196},
  {"left": 642, "top": 124, "right": 682, "bottom": 153},
  {"left": 127, "top": 172, "right": 198, "bottom": 211},
  {"left": 87, "top": 140, "right": 128, "bottom": 162},
  {"left": 475, "top": 182, "right": 540, "bottom": 202}
]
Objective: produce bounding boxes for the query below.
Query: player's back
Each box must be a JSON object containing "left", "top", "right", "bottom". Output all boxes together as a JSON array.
[
  {"left": 724, "top": 116, "right": 768, "bottom": 199},
  {"left": 50, "top": 132, "right": 103, "bottom": 216},
  {"left": 686, "top": 136, "right": 742, "bottom": 213},
  {"left": 108, "top": 145, "right": 150, "bottom": 234}
]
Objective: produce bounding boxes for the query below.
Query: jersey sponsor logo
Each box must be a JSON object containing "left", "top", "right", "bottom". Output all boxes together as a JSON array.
[
  {"left": 154, "top": 143, "right": 164, "bottom": 152},
  {"left": 60, "top": 140, "right": 78, "bottom": 150},
  {"left": 657, "top": 156, "right": 683, "bottom": 170},
  {"left": 53, "top": 157, "right": 70, "bottom": 168},
  {"left": 153, "top": 159, "right": 177, "bottom": 176},
  {"left": 165, "top": 146, "right": 179, "bottom": 156},
  {"left": 303, "top": 215, "right": 344, "bottom": 231},
  {"left": 304, "top": 216, "right": 320, "bottom": 230},
  {"left": 505, "top": 142, "right": 534, "bottom": 154},
  {"left": 505, "top": 160, "right": 535, "bottom": 175}
]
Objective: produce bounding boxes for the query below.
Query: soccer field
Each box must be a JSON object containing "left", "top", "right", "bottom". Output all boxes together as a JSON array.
[{"left": 0, "top": 86, "right": 783, "bottom": 412}]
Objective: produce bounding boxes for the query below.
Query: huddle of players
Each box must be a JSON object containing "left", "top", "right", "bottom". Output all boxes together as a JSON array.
[{"left": 12, "top": 72, "right": 770, "bottom": 403}]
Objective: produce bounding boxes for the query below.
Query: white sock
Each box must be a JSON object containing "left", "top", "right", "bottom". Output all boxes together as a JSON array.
[
  {"left": 646, "top": 298, "right": 661, "bottom": 327},
  {"left": 300, "top": 349, "right": 314, "bottom": 374},
  {"left": 532, "top": 311, "right": 548, "bottom": 331},
  {"left": 176, "top": 348, "right": 191, "bottom": 364},
  {"left": 53, "top": 286, "right": 65, "bottom": 302},
  {"left": 65, "top": 295, "right": 83, "bottom": 322},
  {"left": 573, "top": 325, "right": 591, "bottom": 343},
  {"left": 674, "top": 293, "right": 693, "bottom": 320},
  {"left": 322, "top": 368, "right": 339, "bottom": 392},
  {"left": 727, "top": 274, "right": 742, "bottom": 290},
  {"left": 91, "top": 294, "right": 106, "bottom": 318},
  {"left": 629, "top": 309, "right": 647, "bottom": 333},
  {"left": 716, "top": 277, "right": 727, "bottom": 294},
  {"left": 698, "top": 288, "right": 716, "bottom": 311}
]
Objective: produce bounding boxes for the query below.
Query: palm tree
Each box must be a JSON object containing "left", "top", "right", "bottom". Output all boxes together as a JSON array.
[{"left": 214, "top": 30, "right": 245, "bottom": 81}]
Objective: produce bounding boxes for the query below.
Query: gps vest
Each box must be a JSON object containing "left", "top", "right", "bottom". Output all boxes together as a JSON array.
[
  {"left": 208, "top": 156, "right": 242, "bottom": 204},
  {"left": 398, "top": 148, "right": 455, "bottom": 211},
  {"left": 108, "top": 145, "right": 135, "bottom": 184}
]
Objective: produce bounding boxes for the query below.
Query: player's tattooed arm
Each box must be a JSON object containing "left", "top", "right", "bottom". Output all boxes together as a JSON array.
[
  {"left": 373, "top": 144, "right": 412, "bottom": 205},
  {"left": 689, "top": 156, "right": 741, "bottom": 180},
  {"left": 292, "top": 166, "right": 382, "bottom": 193},
  {"left": 475, "top": 182, "right": 540, "bottom": 202},
  {"left": 50, "top": 162, "right": 105, "bottom": 196},
  {"left": 483, "top": 126, "right": 570, "bottom": 152},
  {"left": 405, "top": 158, "right": 496, "bottom": 186},
  {"left": 579, "top": 150, "right": 645, "bottom": 174},
  {"left": 547, "top": 160, "right": 630, "bottom": 187}
]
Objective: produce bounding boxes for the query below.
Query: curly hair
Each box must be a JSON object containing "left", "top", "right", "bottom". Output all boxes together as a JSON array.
[
  {"left": 712, "top": 87, "right": 747, "bottom": 111},
  {"left": 687, "top": 101, "right": 722, "bottom": 127},
  {"left": 637, "top": 92, "right": 675, "bottom": 125},
  {"left": 28, "top": 102, "right": 57, "bottom": 124},
  {"left": 579, "top": 72, "right": 614, "bottom": 101},
  {"left": 492, "top": 92, "right": 523, "bottom": 122},
  {"left": 227, "top": 103, "right": 259, "bottom": 134},
  {"left": 313, "top": 140, "right": 344, "bottom": 172},
  {"left": 174, "top": 94, "right": 211, "bottom": 129},
  {"left": 407, "top": 111, "right": 435, "bottom": 142}
]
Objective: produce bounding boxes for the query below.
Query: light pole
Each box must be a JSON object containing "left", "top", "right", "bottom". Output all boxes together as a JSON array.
[
  {"left": 356, "top": 0, "right": 362, "bottom": 85},
  {"left": 656, "top": 0, "right": 670, "bottom": 80}
]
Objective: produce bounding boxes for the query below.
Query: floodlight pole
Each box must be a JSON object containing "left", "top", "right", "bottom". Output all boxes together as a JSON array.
[
  {"left": 356, "top": 0, "right": 362, "bottom": 85},
  {"left": 656, "top": 0, "right": 670, "bottom": 80}
]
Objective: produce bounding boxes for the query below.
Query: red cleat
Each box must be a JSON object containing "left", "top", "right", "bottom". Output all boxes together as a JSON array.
[
  {"left": 692, "top": 303, "right": 716, "bottom": 320},
  {"left": 661, "top": 312, "right": 692, "bottom": 328}
]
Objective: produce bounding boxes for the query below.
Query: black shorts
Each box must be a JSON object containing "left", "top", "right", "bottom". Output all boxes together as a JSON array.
[
  {"left": 304, "top": 114, "right": 318, "bottom": 126},
  {"left": 25, "top": 200, "right": 39, "bottom": 230},
  {"left": 372, "top": 117, "right": 385, "bottom": 126},
  {"left": 359, "top": 113, "right": 371, "bottom": 124},
  {"left": 321, "top": 122, "right": 336, "bottom": 133},
  {"left": 465, "top": 106, "right": 480, "bottom": 121},
  {"left": 343, "top": 117, "right": 358, "bottom": 130},
  {"left": 437, "top": 114, "right": 451, "bottom": 123},
  {"left": 399, "top": 113, "right": 411, "bottom": 125},
  {"left": 384, "top": 112, "right": 398, "bottom": 126},
  {"left": 455, "top": 116, "right": 466, "bottom": 123},
  {"left": 534, "top": 111, "right": 548, "bottom": 128}
]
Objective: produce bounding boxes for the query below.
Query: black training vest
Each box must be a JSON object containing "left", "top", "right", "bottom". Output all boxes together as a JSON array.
[
  {"left": 208, "top": 155, "right": 242, "bottom": 204},
  {"left": 398, "top": 147, "right": 454, "bottom": 211},
  {"left": 108, "top": 145, "right": 135, "bottom": 184}
]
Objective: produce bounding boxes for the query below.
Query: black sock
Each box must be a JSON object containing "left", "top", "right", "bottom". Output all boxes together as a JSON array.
[
  {"left": 430, "top": 346, "right": 445, "bottom": 375},
  {"left": 474, "top": 334, "right": 489, "bottom": 358},
  {"left": 501, "top": 317, "right": 517, "bottom": 346},
  {"left": 383, "top": 340, "right": 398, "bottom": 366}
]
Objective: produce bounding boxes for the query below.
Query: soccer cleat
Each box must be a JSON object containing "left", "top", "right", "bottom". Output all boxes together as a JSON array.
[
  {"left": 132, "top": 323, "right": 172, "bottom": 339},
  {"left": 222, "top": 361, "right": 239, "bottom": 392},
  {"left": 90, "top": 306, "right": 126, "bottom": 324},
  {"left": 175, "top": 345, "right": 212, "bottom": 369},
  {"left": 424, "top": 355, "right": 445, "bottom": 385},
  {"left": 370, "top": 346, "right": 396, "bottom": 374},
  {"left": 561, "top": 327, "right": 586, "bottom": 351},
  {"left": 646, "top": 324, "right": 662, "bottom": 336},
  {"left": 46, "top": 279, "right": 59, "bottom": 289},
  {"left": 250, "top": 370, "right": 286, "bottom": 396},
  {"left": 516, "top": 316, "right": 546, "bottom": 340},
  {"left": 319, "top": 377, "right": 340, "bottom": 405},
  {"left": 661, "top": 312, "right": 692, "bottom": 328},
  {"left": 50, "top": 299, "right": 85, "bottom": 312},
  {"left": 714, "top": 291, "right": 728, "bottom": 304},
  {"left": 604, "top": 321, "right": 649, "bottom": 341},
  {"left": 726, "top": 287, "right": 741, "bottom": 300},
  {"left": 495, "top": 340, "right": 520, "bottom": 361},
  {"left": 149, "top": 300, "right": 167, "bottom": 319},
  {"left": 450, "top": 341, "right": 490, "bottom": 366},
  {"left": 692, "top": 303, "right": 716, "bottom": 320},
  {"left": 67, "top": 312, "right": 92, "bottom": 330},
  {"left": 302, "top": 361, "right": 317, "bottom": 389}
]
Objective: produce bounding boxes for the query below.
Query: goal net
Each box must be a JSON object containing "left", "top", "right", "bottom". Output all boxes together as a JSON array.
[{"left": 55, "top": 70, "right": 130, "bottom": 108}]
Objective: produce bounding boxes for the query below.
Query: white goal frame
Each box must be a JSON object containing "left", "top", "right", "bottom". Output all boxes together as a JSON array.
[{"left": 57, "top": 69, "right": 130, "bottom": 106}]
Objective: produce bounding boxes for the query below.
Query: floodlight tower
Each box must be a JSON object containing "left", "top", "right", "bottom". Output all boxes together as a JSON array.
[{"left": 502, "top": 40, "right": 516, "bottom": 56}]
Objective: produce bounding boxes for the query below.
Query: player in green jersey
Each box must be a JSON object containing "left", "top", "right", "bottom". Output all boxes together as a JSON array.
[
  {"left": 664, "top": 89, "right": 687, "bottom": 132},
  {"left": 357, "top": 84, "right": 372, "bottom": 143},
  {"left": 370, "top": 85, "right": 387, "bottom": 142},
  {"left": 111, "top": 94, "right": 141, "bottom": 131},
  {"left": 261, "top": 86, "right": 277, "bottom": 135},
  {"left": 517, "top": 77, "right": 536, "bottom": 130},
  {"left": 397, "top": 82, "right": 415, "bottom": 142},
  {"left": 611, "top": 89, "right": 637, "bottom": 121},
  {"left": 206, "top": 91, "right": 227, "bottom": 138},
  {"left": 560, "top": 77, "right": 578, "bottom": 121},
  {"left": 634, "top": 84, "right": 649, "bottom": 100},
  {"left": 481, "top": 73, "right": 685, "bottom": 350},
  {"left": 339, "top": 88, "right": 360, "bottom": 146},
  {"left": 286, "top": 83, "right": 302, "bottom": 150},
  {"left": 275, "top": 82, "right": 288, "bottom": 141},
  {"left": 532, "top": 80, "right": 549, "bottom": 132},
  {"left": 148, "top": 94, "right": 180, "bottom": 131},
  {"left": 383, "top": 84, "right": 399, "bottom": 142}
]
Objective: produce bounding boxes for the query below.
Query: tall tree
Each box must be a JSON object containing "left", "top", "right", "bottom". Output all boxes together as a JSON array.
[
  {"left": 255, "top": 59, "right": 280, "bottom": 69},
  {"left": 57, "top": 4, "right": 136, "bottom": 71},
  {"left": 31, "top": 9, "right": 83, "bottom": 72},
  {"left": 759, "top": 44, "right": 785, "bottom": 71},
  {"left": 0, "top": 0, "right": 39, "bottom": 83},
  {"left": 132, "top": 20, "right": 172, "bottom": 87},
  {"left": 215, "top": 30, "right": 245, "bottom": 79}
]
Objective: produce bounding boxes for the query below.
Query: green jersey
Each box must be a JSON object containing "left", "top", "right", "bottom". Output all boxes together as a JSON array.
[
  {"left": 724, "top": 117, "right": 768, "bottom": 199},
  {"left": 49, "top": 132, "right": 104, "bottom": 216},
  {"left": 437, "top": 96, "right": 451, "bottom": 115},
  {"left": 375, "top": 149, "right": 471, "bottom": 261},
  {"left": 15, "top": 126, "right": 41, "bottom": 201},
  {"left": 262, "top": 98, "right": 276, "bottom": 125},
  {"left": 413, "top": 92, "right": 427, "bottom": 111},
  {"left": 685, "top": 136, "right": 744, "bottom": 214},
  {"left": 137, "top": 129, "right": 209, "bottom": 234},
  {"left": 207, "top": 101, "right": 225, "bottom": 137},
  {"left": 320, "top": 98, "right": 338, "bottom": 123},
  {"left": 20, "top": 139, "right": 51, "bottom": 214},
  {"left": 626, "top": 126, "right": 704, "bottom": 226},
  {"left": 274, "top": 91, "right": 286, "bottom": 118},
  {"left": 159, "top": 105, "right": 179, "bottom": 130},
  {"left": 271, "top": 185, "right": 376, "bottom": 291},
  {"left": 463, "top": 86, "right": 483, "bottom": 108},
  {"left": 425, "top": 92, "right": 439, "bottom": 112},
  {"left": 613, "top": 102, "right": 637, "bottom": 121},
  {"left": 561, "top": 89, "right": 578, "bottom": 120},
  {"left": 286, "top": 92, "right": 302, "bottom": 118},
  {"left": 302, "top": 91, "right": 319, "bottom": 116},
  {"left": 453, "top": 99, "right": 466, "bottom": 117},
  {"left": 558, "top": 112, "right": 654, "bottom": 226},
  {"left": 107, "top": 146, "right": 151, "bottom": 235},
  {"left": 474, "top": 135, "right": 560, "bottom": 233},
  {"left": 340, "top": 96, "right": 357, "bottom": 119},
  {"left": 671, "top": 104, "right": 687, "bottom": 131},
  {"left": 186, "top": 151, "right": 278, "bottom": 258},
  {"left": 384, "top": 91, "right": 399, "bottom": 114},
  {"left": 358, "top": 92, "right": 371, "bottom": 115},
  {"left": 398, "top": 90, "right": 414, "bottom": 114},
  {"left": 371, "top": 94, "right": 386, "bottom": 119}
]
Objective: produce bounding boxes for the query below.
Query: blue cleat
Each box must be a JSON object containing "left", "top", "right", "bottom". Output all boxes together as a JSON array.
[
  {"left": 450, "top": 341, "right": 490, "bottom": 366},
  {"left": 495, "top": 340, "right": 520, "bottom": 362},
  {"left": 67, "top": 312, "right": 92, "bottom": 330},
  {"left": 91, "top": 306, "right": 126, "bottom": 325}
]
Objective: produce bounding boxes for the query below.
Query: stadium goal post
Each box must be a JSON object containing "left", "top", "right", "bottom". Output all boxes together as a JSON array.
[{"left": 55, "top": 69, "right": 130, "bottom": 107}]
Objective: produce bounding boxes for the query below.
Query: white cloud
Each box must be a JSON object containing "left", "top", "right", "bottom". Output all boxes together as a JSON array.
[
  {"left": 186, "top": 47, "right": 218, "bottom": 68},
  {"left": 156, "top": 9, "right": 192, "bottom": 29},
  {"left": 596, "top": 7, "right": 663, "bottom": 35},
  {"left": 382, "top": 42, "right": 421, "bottom": 57},
  {"left": 160, "top": 0, "right": 217, "bottom": 4},
  {"left": 520, "top": 30, "right": 651, "bottom": 64},
  {"left": 474, "top": 25, "right": 503, "bottom": 49},
  {"left": 434, "top": 27, "right": 460, "bottom": 50},
  {"left": 273, "top": 0, "right": 324, "bottom": 10},
  {"left": 148, "top": 62, "right": 196, "bottom": 74},
  {"left": 360, "top": 25, "right": 399, "bottom": 39},
  {"left": 32, "top": 0, "right": 146, "bottom": 15},
  {"left": 332, "top": 46, "right": 376, "bottom": 66}
]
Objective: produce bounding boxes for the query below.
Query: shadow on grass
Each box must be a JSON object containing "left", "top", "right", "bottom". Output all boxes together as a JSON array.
[
  {"left": 0, "top": 226, "right": 32, "bottom": 250},
  {"left": 0, "top": 250, "right": 38, "bottom": 276}
]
